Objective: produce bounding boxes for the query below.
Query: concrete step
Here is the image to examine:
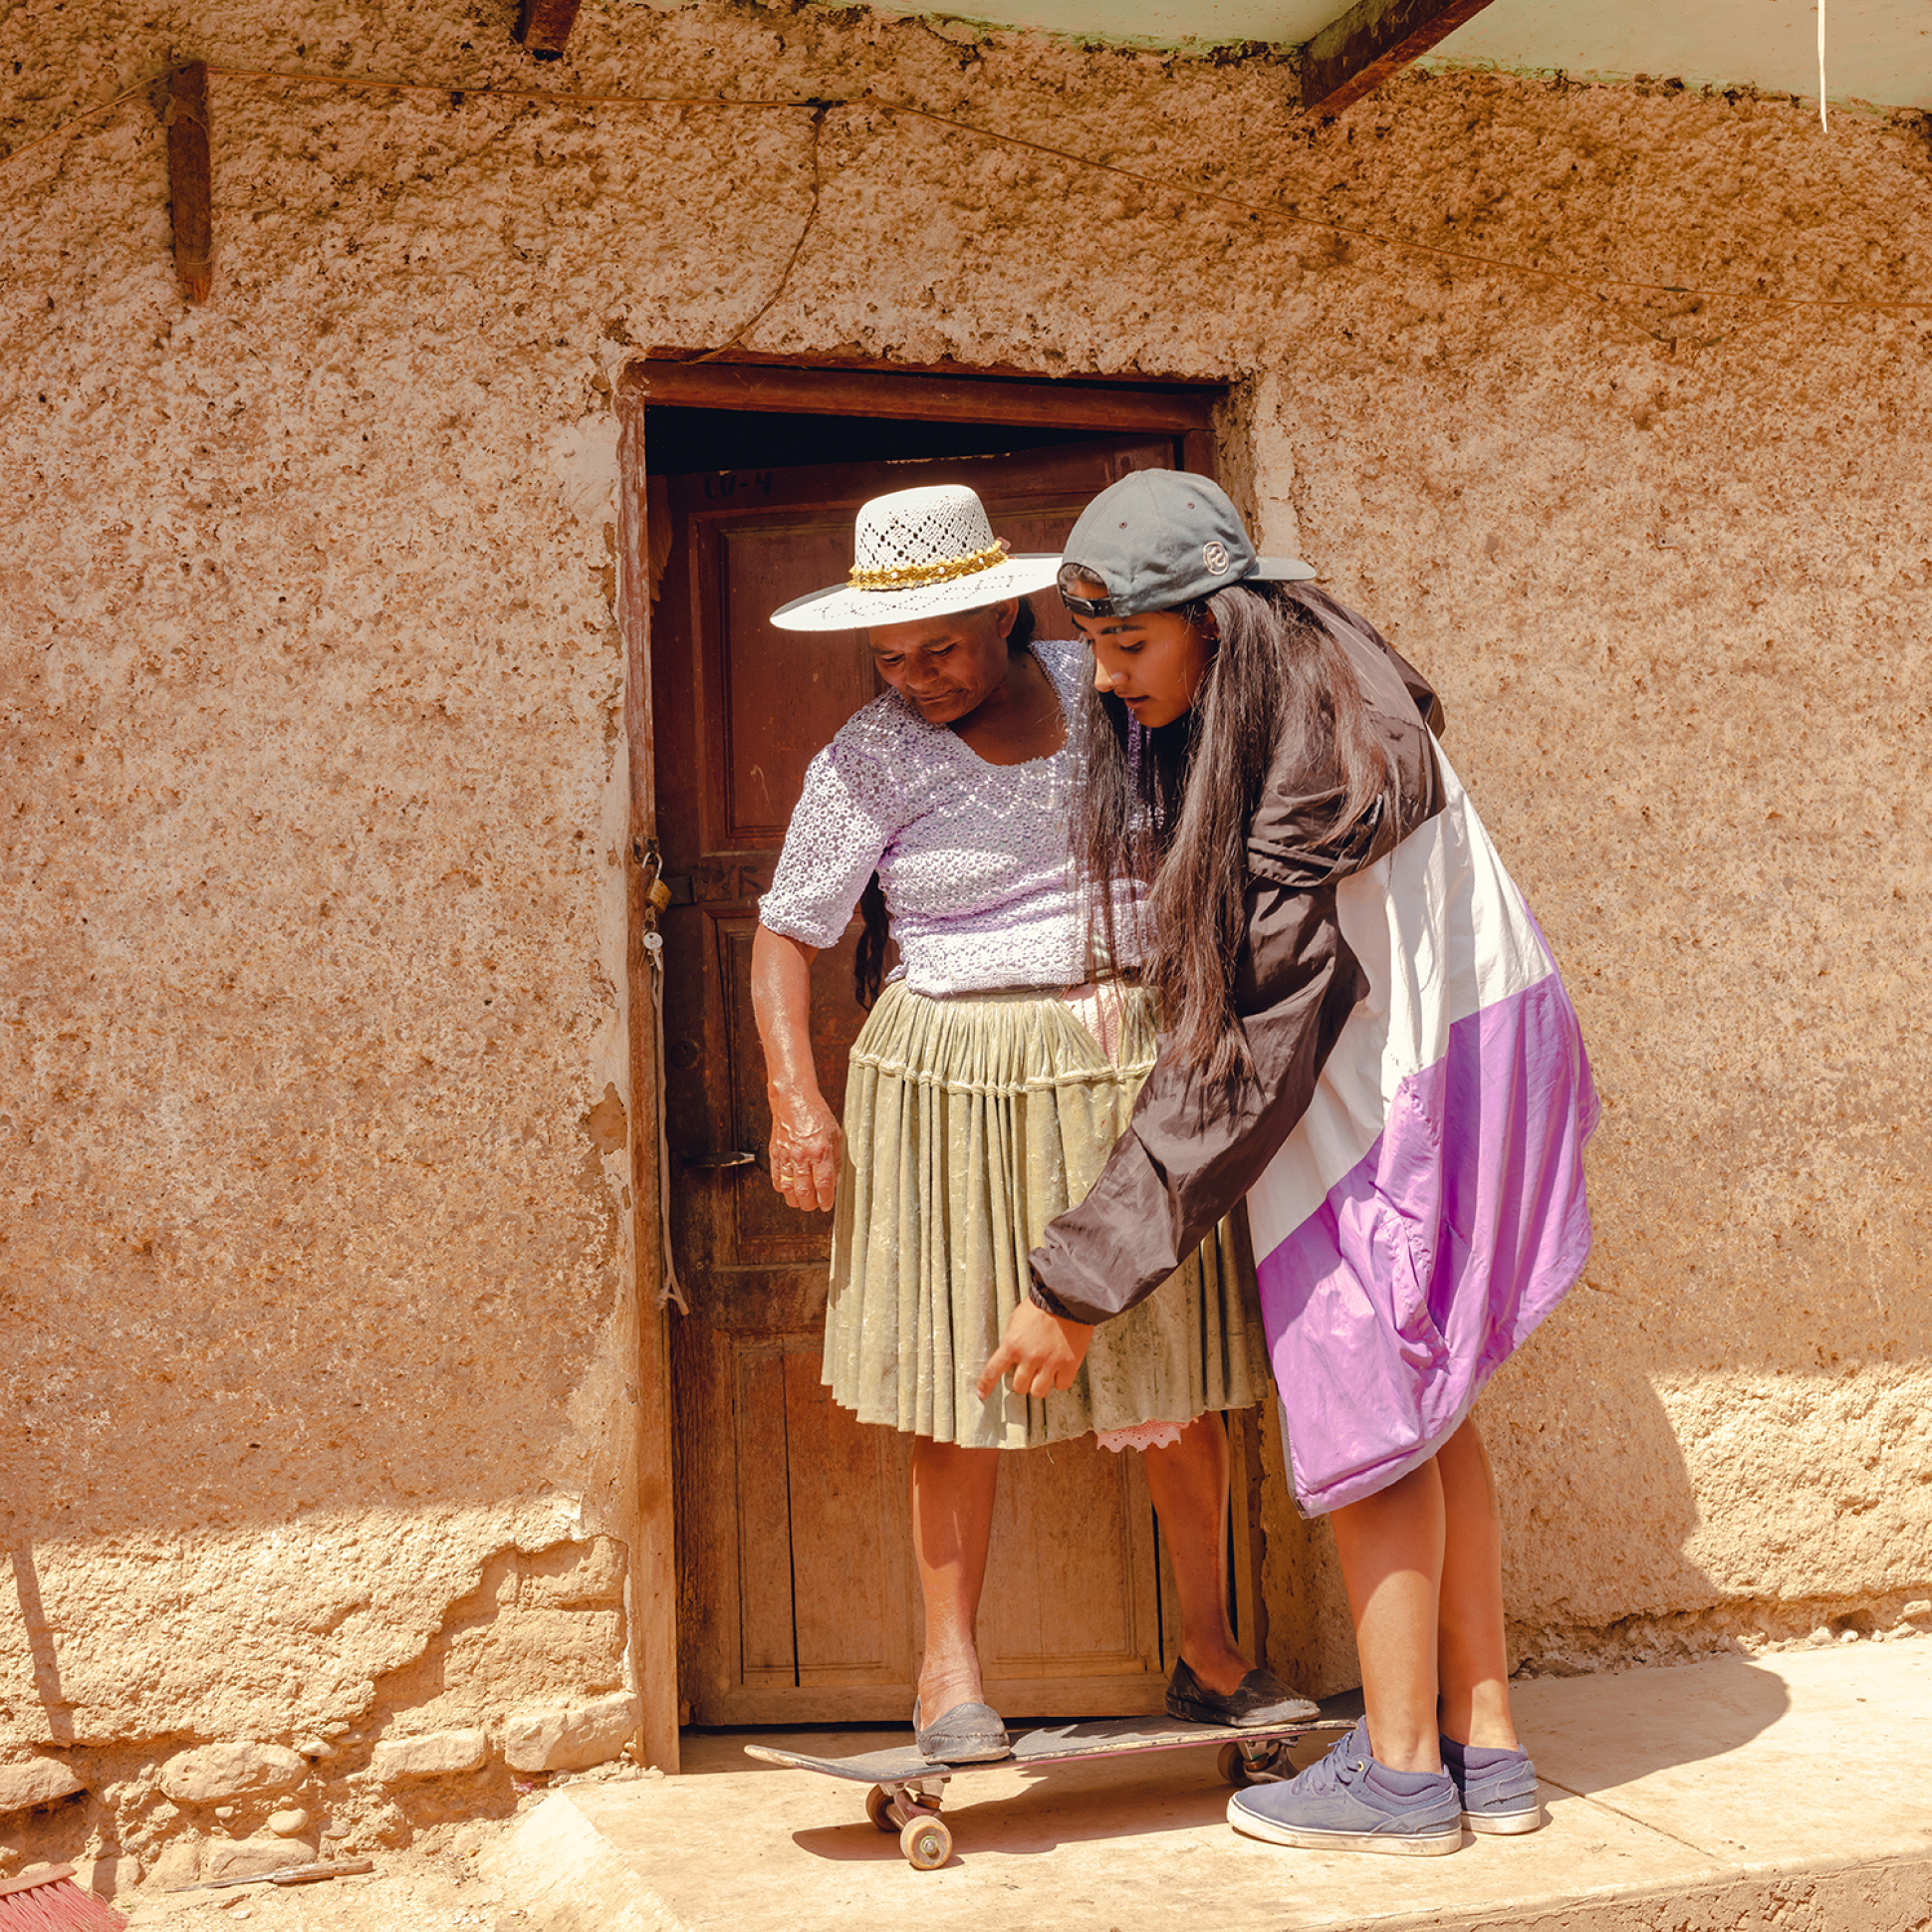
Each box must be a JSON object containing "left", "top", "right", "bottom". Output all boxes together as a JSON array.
[{"left": 480, "top": 1641, "right": 1932, "bottom": 1931}]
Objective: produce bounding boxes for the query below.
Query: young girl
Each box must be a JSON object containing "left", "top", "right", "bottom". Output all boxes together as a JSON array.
[{"left": 980, "top": 471, "right": 1597, "bottom": 1854}]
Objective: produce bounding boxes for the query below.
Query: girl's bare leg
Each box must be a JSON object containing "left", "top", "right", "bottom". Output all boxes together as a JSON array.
[
  {"left": 1328, "top": 1455, "right": 1445, "bottom": 1774},
  {"left": 1328, "top": 1415, "right": 1520, "bottom": 1772},
  {"left": 1141, "top": 1415, "right": 1252, "bottom": 1694},
  {"left": 909, "top": 1437, "right": 1001, "bottom": 1718},
  {"left": 1435, "top": 1417, "right": 1519, "bottom": 1750}
]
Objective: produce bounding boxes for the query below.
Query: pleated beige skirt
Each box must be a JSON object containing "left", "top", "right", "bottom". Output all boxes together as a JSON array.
[{"left": 823, "top": 978, "right": 1271, "bottom": 1450}]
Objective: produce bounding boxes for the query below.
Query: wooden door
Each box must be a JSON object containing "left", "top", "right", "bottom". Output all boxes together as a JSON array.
[{"left": 655, "top": 435, "right": 1198, "bottom": 1727}]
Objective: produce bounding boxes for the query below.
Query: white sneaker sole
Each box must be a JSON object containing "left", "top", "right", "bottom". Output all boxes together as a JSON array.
[
  {"left": 1465, "top": 1805, "right": 1544, "bottom": 1835},
  {"left": 1227, "top": 1797, "right": 1462, "bottom": 1855}
]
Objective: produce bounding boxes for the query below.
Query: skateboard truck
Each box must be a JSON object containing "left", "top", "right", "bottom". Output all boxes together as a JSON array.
[
  {"left": 1219, "top": 1735, "right": 1294, "bottom": 1787},
  {"left": 863, "top": 1775, "right": 953, "bottom": 1870}
]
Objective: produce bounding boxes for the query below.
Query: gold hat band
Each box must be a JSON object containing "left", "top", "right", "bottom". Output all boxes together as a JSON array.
[{"left": 848, "top": 540, "right": 1008, "bottom": 593}]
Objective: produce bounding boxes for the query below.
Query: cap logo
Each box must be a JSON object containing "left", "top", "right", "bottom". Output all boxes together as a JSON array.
[{"left": 1203, "top": 540, "right": 1231, "bottom": 576}]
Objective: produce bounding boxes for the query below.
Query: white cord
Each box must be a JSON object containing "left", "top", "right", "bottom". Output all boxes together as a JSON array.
[
  {"left": 641, "top": 931, "right": 690, "bottom": 1315},
  {"left": 1817, "top": 0, "right": 1828, "bottom": 131}
]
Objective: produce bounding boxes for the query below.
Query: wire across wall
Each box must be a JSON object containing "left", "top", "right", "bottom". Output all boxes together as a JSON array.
[{"left": 2, "top": 60, "right": 1928, "bottom": 327}]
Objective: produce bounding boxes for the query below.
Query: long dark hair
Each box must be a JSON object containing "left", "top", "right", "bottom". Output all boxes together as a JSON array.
[
  {"left": 1077, "top": 581, "right": 1394, "bottom": 1085},
  {"left": 853, "top": 599, "right": 1040, "bottom": 1008}
]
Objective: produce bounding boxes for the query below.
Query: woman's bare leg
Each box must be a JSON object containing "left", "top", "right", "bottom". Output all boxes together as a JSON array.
[
  {"left": 1328, "top": 1455, "right": 1445, "bottom": 1774},
  {"left": 1141, "top": 1415, "right": 1252, "bottom": 1694},
  {"left": 1436, "top": 1418, "right": 1518, "bottom": 1751},
  {"left": 909, "top": 1437, "right": 1001, "bottom": 1718}
]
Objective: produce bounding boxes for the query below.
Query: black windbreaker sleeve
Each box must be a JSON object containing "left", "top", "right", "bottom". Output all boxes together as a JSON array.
[{"left": 1026, "top": 869, "right": 1362, "bottom": 1326}]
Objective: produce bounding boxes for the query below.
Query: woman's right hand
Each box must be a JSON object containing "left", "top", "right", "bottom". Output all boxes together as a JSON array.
[{"left": 767, "top": 1087, "right": 844, "bottom": 1212}]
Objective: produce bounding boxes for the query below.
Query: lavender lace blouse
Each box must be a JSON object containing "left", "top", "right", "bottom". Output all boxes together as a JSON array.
[{"left": 758, "top": 640, "right": 1140, "bottom": 997}]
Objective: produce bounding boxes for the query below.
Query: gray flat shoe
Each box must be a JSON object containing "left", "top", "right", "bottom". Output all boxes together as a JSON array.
[
  {"left": 1166, "top": 1657, "right": 1320, "bottom": 1727},
  {"left": 912, "top": 1696, "right": 1011, "bottom": 1764}
]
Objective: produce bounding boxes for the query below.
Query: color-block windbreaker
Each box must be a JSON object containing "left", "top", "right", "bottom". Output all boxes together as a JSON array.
[{"left": 1028, "top": 589, "right": 1598, "bottom": 1515}]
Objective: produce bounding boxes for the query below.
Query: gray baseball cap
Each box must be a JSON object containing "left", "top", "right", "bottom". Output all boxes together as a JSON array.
[{"left": 1058, "top": 470, "right": 1315, "bottom": 616}]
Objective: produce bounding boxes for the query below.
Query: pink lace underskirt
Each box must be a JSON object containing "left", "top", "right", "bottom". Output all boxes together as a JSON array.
[{"left": 1093, "top": 1418, "right": 1186, "bottom": 1453}]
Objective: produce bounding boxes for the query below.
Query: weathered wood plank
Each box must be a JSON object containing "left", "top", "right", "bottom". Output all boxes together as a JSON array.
[
  {"left": 784, "top": 1346, "right": 916, "bottom": 1687},
  {"left": 1302, "top": 0, "right": 1499, "bottom": 116},
  {"left": 736, "top": 1347, "right": 797, "bottom": 1684},
  {"left": 515, "top": 0, "right": 583, "bottom": 59},
  {"left": 165, "top": 63, "right": 212, "bottom": 304},
  {"left": 637, "top": 360, "right": 1216, "bottom": 434}
]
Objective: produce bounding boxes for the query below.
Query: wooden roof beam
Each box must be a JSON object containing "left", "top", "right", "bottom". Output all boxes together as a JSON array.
[
  {"left": 166, "top": 62, "right": 213, "bottom": 304},
  {"left": 515, "top": 0, "right": 583, "bottom": 61},
  {"left": 1301, "top": 0, "right": 1498, "bottom": 115}
]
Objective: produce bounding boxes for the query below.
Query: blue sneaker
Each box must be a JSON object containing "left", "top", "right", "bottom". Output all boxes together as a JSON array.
[
  {"left": 1439, "top": 1735, "right": 1544, "bottom": 1834},
  {"left": 1226, "top": 1720, "right": 1462, "bottom": 1856}
]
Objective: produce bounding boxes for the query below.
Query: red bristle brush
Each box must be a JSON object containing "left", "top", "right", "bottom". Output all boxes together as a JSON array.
[{"left": 0, "top": 1865, "right": 124, "bottom": 1931}]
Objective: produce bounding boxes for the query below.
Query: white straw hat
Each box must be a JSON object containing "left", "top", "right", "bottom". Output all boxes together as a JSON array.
[{"left": 769, "top": 484, "right": 1063, "bottom": 631}]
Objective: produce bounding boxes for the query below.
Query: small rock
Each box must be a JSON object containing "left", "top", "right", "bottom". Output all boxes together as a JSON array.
[
  {"left": 293, "top": 1738, "right": 335, "bottom": 1761},
  {"left": 214, "top": 1806, "right": 236, "bottom": 1819},
  {"left": 322, "top": 1722, "right": 353, "bottom": 1739},
  {"left": 1901, "top": 1599, "right": 1931, "bottom": 1620},
  {"left": 369, "top": 1730, "right": 488, "bottom": 1783},
  {"left": 73, "top": 1853, "right": 138, "bottom": 1899},
  {"left": 145, "top": 1841, "right": 203, "bottom": 1890},
  {"left": 502, "top": 1693, "right": 638, "bottom": 1774},
  {"left": 0, "top": 1760, "right": 85, "bottom": 1815},
  {"left": 160, "top": 1744, "right": 308, "bottom": 1806},
  {"left": 266, "top": 1808, "right": 310, "bottom": 1837},
  {"left": 200, "top": 1836, "right": 315, "bottom": 1883}
]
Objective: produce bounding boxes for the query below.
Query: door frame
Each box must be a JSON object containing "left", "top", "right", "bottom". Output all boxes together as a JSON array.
[{"left": 613, "top": 356, "right": 1253, "bottom": 1770}]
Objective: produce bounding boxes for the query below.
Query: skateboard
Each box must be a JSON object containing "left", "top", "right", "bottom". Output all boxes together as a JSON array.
[{"left": 746, "top": 1714, "right": 1352, "bottom": 1868}]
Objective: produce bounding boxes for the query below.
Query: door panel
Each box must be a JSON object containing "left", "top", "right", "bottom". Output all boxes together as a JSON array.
[
  {"left": 656, "top": 434, "right": 1196, "bottom": 1726},
  {"left": 715, "top": 519, "right": 876, "bottom": 846}
]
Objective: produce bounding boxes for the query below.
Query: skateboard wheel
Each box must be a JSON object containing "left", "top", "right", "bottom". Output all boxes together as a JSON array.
[
  {"left": 1218, "top": 1740, "right": 1284, "bottom": 1787},
  {"left": 864, "top": 1784, "right": 897, "bottom": 1833},
  {"left": 899, "top": 1813, "right": 952, "bottom": 1870}
]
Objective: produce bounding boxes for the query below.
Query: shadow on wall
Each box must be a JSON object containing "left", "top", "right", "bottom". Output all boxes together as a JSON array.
[
  {"left": 1256, "top": 1263, "right": 1932, "bottom": 1711},
  {"left": 1259, "top": 1322, "right": 1726, "bottom": 1697},
  {"left": 6, "top": 1549, "right": 70, "bottom": 1743}
]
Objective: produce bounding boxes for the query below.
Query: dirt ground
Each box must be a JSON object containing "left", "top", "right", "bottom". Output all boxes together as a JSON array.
[
  {"left": 116, "top": 1817, "right": 527, "bottom": 1932},
  {"left": 119, "top": 1843, "right": 519, "bottom": 1932}
]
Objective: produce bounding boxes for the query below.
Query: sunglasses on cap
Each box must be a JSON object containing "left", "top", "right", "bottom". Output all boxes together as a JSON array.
[{"left": 1056, "top": 563, "right": 1124, "bottom": 617}]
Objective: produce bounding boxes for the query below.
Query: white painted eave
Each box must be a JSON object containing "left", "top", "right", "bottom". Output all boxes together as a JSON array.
[{"left": 839, "top": 0, "right": 1932, "bottom": 111}]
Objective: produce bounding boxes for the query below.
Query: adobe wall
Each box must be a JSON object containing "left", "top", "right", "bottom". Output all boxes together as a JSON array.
[{"left": 3, "top": 0, "right": 1929, "bottom": 1885}]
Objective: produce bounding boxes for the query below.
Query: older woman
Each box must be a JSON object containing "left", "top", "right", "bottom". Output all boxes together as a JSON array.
[{"left": 751, "top": 483, "right": 1312, "bottom": 1763}]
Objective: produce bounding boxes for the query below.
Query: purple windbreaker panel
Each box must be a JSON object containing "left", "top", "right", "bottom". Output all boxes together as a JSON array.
[{"left": 1244, "top": 752, "right": 1598, "bottom": 1516}]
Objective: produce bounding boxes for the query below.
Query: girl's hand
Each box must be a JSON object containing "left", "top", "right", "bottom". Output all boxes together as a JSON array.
[
  {"left": 767, "top": 1087, "right": 843, "bottom": 1212},
  {"left": 977, "top": 1300, "right": 1093, "bottom": 1400}
]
